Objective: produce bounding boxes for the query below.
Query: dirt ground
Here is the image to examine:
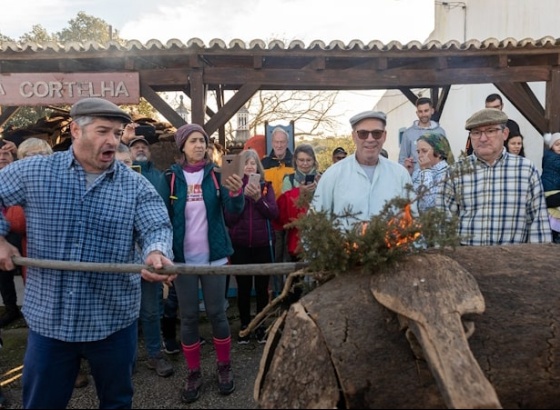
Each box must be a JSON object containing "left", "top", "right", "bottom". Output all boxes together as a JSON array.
[{"left": 0, "top": 300, "right": 266, "bottom": 409}]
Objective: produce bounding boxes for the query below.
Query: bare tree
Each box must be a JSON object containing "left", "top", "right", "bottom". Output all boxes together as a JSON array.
[{"left": 247, "top": 90, "right": 341, "bottom": 140}]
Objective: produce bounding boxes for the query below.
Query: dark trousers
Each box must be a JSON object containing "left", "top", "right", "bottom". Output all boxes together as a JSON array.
[
  {"left": 23, "top": 322, "right": 137, "bottom": 409},
  {"left": 231, "top": 245, "right": 272, "bottom": 327},
  {"left": 0, "top": 232, "right": 20, "bottom": 309}
]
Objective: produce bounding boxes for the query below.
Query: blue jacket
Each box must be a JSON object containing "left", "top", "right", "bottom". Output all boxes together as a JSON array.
[{"left": 162, "top": 162, "right": 244, "bottom": 263}]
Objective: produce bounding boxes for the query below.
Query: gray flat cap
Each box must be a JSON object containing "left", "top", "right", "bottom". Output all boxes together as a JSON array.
[
  {"left": 349, "top": 110, "right": 387, "bottom": 127},
  {"left": 465, "top": 108, "right": 508, "bottom": 130},
  {"left": 70, "top": 97, "right": 131, "bottom": 123}
]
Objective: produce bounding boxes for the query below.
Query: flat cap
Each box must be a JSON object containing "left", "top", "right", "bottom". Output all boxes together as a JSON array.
[
  {"left": 332, "top": 147, "right": 347, "bottom": 156},
  {"left": 465, "top": 108, "right": 508, "bottom": 130},
  {"left": 70, "top": 97, "right": 131, "bottom": 123},
  {"left": 349, "top": 110, "right": 387, "bottom": 127}
]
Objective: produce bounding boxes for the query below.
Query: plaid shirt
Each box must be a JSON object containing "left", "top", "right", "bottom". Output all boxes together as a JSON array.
[
  {"left": 438, "top": 150, "right": 551, "bottom": 245},
  {"left": 0, "top": 149, "right": 173, "bottom": 342}
]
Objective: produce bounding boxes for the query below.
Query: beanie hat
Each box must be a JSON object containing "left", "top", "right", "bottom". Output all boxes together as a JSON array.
[
  {"left": 544, "top": 133, "right": 560, "bottom": 150},
  {"left": 174, "top": 124, "right": 209, "bottom": 150}
]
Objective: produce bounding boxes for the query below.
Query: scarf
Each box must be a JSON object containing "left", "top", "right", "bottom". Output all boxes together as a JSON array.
[{"left": 183, "top": 160, "right": 206, "bottom": 173}]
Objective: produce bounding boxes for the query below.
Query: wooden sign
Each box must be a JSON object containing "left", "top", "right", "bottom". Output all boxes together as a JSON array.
[{"left": 0, "top": 72, "right": 140, "bottom": 105}]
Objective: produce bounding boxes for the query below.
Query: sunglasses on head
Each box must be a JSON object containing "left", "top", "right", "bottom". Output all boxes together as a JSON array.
[{"left": 355, "top": 129, "right": 385, "bottom": 140}]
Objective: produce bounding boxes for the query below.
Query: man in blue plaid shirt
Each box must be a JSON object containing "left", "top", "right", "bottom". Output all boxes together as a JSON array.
[
  {"left": 0, "top": 97, "right": 175, "bottom": 408},
  {"left": 438, "top": 108, "right": 551, "bottom": 245}
]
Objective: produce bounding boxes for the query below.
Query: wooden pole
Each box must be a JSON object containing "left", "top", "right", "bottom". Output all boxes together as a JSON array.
[{"left": 12, "top": 256, "right": 308, "bottom": 276}]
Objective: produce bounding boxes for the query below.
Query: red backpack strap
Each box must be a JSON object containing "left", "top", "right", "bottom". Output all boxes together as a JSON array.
[{"left": 169, "top": 172, "right": 177, "bottom": 203}]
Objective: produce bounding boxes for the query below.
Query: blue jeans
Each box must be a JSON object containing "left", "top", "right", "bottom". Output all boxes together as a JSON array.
[
  {"left": 23, "top": 322, "right": 137, "bottom": 409},
  {"left": 163, "top": 283, "right": 178, "bottom": 320},
  {"left": 139, "top": 279, "right": 163, "bottom": 358}
]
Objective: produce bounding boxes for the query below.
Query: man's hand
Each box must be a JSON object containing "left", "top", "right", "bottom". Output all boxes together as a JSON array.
[
  {"left": 0, "top": 141, "right": 17, "bottom": 156},
  {"left": 121, "top": 123, "right": 137, "bottom": 145},
  {"left": 141, "top": 251, "right": 176, "bottom": 285},
  {"left": 0, "top": 236, "right": 20, "bottom": 271}
]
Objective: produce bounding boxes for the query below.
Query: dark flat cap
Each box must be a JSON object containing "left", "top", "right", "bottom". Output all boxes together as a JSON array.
[
  {"left": 465, "top": 108, "right": 508, "bottom": 130},
  {"left": 70, "top": 97, "right": 131, "bottom": 123},
  {"left": 332, "top": 147, "right": 347, "bottom": 156},
  {"left": 349, "top": 110, "right": 387, "bottom": 127}
]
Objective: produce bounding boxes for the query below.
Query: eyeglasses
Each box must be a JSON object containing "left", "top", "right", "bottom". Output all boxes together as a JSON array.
[
  {"left": 334, "top": 156, "right": 346, "bottom": 161},
  {"left": 296, "top": 157, "right": 313, "bottom": 163},
  {"left": 469, "top": 128, "right": 503, "bottom": 139},
  {"left": 355, "top": 130, "right": 385, "bottom": 140}
]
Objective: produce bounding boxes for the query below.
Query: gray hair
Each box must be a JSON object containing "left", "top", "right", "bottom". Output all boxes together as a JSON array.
[
  {"left": 240, "top": 149, "right": 265, "bottom": 179},
  {"left": 292, "top": 143, "right": 317, "bottom": 170},
  {"left": 17, "top": 137, "right": 53, "bottom": 159},
  {"left": 271, "top": 127, "right": 289, "bottom": 141}
]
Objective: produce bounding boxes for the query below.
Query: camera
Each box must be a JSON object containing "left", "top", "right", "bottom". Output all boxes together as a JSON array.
[{"left": 134, "top": 124, "right": 156, "bottom": 138}]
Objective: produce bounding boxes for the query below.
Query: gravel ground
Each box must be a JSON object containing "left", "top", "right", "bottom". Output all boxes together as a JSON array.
[{"left": 0, "top": 302, "right": 265, "bottom": 409}]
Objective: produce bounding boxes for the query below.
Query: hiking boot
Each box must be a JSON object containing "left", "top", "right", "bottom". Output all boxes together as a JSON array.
[
  {"left": 0, "top": 306, "right": 21, "bottom": 328},
  {"left": 163, "top": 338, "right": 181, "bottom": 355},
  {"left": 216, "top": 361, "right": 235, "bottom": 395},
  {"left": 181, "top": 369, "right": 202, "bottom": 404},
  {"left": 255, "top": 326, "right": 267, "bottom": 344},
  {"left": 237, "top": 325, "right": 250, "bottom": 345},
  {"left": 146, "top": 354, "right": 174, "bottom": 378}
]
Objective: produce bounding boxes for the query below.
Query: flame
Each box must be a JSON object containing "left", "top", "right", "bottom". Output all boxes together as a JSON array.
[
  {"left": 385, "top": 204, "right": 420, "bottom": 249},
  {"left": 344, "top": 204, "right": 420, "bottom": 255}
]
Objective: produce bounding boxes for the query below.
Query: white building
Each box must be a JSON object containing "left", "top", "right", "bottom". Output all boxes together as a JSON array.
[{"left": 375, "top": 0, "right": 560, "bottom": 168}]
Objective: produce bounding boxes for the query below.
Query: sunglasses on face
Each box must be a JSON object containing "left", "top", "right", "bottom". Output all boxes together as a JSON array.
[{"left": 355, "top": 129, "right": 385, "bottom": 140}]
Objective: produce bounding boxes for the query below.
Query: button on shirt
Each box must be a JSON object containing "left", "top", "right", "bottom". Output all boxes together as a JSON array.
[
  {"left": 0, "top": 150, "right": 173, "bottom": 342},
  {"left": 438, "top": 151, "right": 551, "bottom": 245}
]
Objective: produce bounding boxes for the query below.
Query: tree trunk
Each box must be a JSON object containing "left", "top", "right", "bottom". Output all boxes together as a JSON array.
[{"left": 255, "top": 244, "right": 560, "bottom": 409}]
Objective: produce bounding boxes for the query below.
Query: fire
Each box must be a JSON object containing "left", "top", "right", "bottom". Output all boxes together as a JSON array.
[
  {"left": 345, "top": 204, "right": 420, "bottom": 254},
  {"left": 385, "top": 204, "right": 421, "bottom": 249}
]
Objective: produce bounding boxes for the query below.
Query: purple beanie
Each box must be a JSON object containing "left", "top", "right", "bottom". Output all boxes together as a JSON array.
[{"left": 174, "top": 124, "right": 209, "bottom": 150}]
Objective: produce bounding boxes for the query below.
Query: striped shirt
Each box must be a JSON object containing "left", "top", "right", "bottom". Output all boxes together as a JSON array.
[
  {"left": 438, "top": 150, "right": 551, "bottom": 245},
  {"left": 0, "top": 149, "right": 173, "bottom": 342}
]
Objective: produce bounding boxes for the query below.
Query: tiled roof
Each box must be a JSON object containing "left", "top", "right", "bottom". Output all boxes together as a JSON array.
[{"left": 1, "top": 36, "right": 559, "bottom": 53}]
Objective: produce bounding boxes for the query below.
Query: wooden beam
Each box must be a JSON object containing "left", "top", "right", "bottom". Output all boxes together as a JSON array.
[
  {"left": 398, "top": 88, "right": 419, "bottom": 105},
  {"left": 189, "top": 69, "right": 206, "bottom": 126},
  {"left": 0, "top": 106, "right": 20, "bottom": 128},
  {"left": 494, "top": 82, "right": 547, "bottom": 134},
  {"left": 546, "top": 68, "right": 560, "bottom": 133},
  {"left": 433, "top": 85, "right": 452, "bottom": 122},
  {"left": 203, "top": 66, "right": 550, "bottom": 89},
  {"left": 139, "top": 81, "right": 186, "bottom": 128},
  {"left": 204, "top": 83, "right": 261, "bottom": 136}
]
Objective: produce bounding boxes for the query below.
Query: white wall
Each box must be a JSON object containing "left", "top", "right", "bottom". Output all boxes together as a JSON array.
[{"left": 377, "top": 0, "right": 560, "bottom": 168}]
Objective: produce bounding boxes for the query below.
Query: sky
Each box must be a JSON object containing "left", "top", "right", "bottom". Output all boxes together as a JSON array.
[{"left": 0, "top": 0, "right": 435, "bottom": 135}]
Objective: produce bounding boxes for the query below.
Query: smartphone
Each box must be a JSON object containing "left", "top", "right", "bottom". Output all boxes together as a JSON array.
[
  {"left": 304, "top": 174, "right": 315, "bottom": 185},
  {"left": 220, "top": 154, "right": 243, "bottom": 181},
  {"left": 248, "top": 173, "right": 261, "bottom": 186},
  {"left": 134, "top": 124, "right": 157, "bottom": 138}
]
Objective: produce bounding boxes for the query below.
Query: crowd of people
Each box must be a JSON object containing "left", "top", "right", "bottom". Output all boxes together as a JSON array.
[{"left": 0, "top": 92, "right": 556, "bottom": 408}]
